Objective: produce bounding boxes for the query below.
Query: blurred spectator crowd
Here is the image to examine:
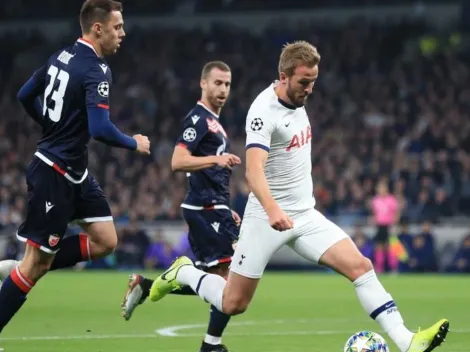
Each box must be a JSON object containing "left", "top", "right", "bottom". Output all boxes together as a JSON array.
[
  {"left": 1, "top": 19, "right": 470, "bottom": 231},
  {"left": 352, "top": 222, "right": 470, "bottom": 273},
  {"left": 0, "top": 0, "right": 454, "bottom": 20}
]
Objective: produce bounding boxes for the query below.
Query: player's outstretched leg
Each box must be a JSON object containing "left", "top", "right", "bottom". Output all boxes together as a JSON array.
[
  {"left": 149, "top": 256, "right": 226, "bottom": 309},
  {"left": 0, "top": 244, "right": 54, "bottom": 333},
  {"left": 121, "top": 274, "right": 197, "bottom": 321},
  {"left": 149, "top": 256, "right": 257, "bottom": 316},
  {"left": 319, "top": 237, "right": 449, "bottom": 352},
  {"left": 121, "top": 269, "right": 232, "bottom": 352}
]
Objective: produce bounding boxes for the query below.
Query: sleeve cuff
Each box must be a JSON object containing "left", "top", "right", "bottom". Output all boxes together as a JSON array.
[
  {"left": 245, "top": 143, "right": 270, "bottom": 152},
  {"left": 176, "top": 142, "right": 188, "bottom": 149}
]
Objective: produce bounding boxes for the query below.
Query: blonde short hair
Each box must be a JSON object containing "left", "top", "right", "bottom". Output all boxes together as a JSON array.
[{"left": 278, "top": 41, "right": 321, "bottom": 77}]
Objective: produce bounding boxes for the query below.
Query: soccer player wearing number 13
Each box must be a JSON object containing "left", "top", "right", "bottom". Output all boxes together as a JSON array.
[{"left": 0, "top": 0, "right": 150, "bottom": 333}]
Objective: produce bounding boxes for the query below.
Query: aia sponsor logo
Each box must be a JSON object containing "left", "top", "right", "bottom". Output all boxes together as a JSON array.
[{"left": 286, "top": 125, "right": 312, "bottom": 151}]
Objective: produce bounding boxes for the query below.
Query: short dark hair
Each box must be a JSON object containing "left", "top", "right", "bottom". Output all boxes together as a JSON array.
[
  {"left": 201, "top": 61, "right": 231, "bottom": 80},
  {"left": 80, "top": 0, "right": 123, "bottom": 33}
]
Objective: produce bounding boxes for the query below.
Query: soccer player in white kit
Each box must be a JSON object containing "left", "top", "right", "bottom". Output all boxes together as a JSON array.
[{"left": 148, "top": 41, "right": 449, "bottom": 352}]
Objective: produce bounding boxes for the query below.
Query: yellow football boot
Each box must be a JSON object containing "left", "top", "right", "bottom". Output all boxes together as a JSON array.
[
  {"left": 407, "top": 319, "right": 449, "bottom": 352},
  {"left": 149, "top": 256, "right": 193, "bottom": 302}
]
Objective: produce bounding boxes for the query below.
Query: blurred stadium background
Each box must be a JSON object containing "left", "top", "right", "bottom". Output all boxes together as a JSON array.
[{"left": 1, "top": 0, "right": 470, "bottom": 275}]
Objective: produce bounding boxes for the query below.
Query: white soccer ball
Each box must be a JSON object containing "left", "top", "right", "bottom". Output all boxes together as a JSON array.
[{"left": 344, "top": 331, "right": 390, "bottom": 352}]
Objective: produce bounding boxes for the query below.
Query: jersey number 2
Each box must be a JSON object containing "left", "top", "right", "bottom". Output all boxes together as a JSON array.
[{"left": 43, "top": 65, "right": 70, "bottom": 122}]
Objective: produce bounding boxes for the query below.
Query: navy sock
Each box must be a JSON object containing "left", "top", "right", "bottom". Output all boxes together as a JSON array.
[
  {"left": 50, "top": 234, "right": 90, "bottom": 271},
  {"left": 205, "top": 305, "right": 231, "bottom": 343},
  {"left": 0, "top": 269, "right": 34, "bottom": 333},
  {"left": 138, "top": 279, "right": 195, "bottom": 301}
]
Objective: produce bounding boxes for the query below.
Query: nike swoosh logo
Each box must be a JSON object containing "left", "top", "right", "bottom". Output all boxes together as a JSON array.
[
  {"left": 385, "top": 303, "right": 394, "bottom": 308},
  {"left": 160, "top": 267, "right": 175, "bottom": 281},
  {"left": 161, "top": 263, "right": 192, "bottom": 281},
  {"left": 285, "top": 123, "right": 290, "bottom": 127}
]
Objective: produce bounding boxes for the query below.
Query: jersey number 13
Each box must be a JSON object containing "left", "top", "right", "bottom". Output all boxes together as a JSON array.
[{"left": 43, "top": 64, "right": 70, "bottom": 122}]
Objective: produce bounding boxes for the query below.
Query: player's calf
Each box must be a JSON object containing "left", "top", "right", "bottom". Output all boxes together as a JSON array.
[
  {"left": 320, "top": 238, "right": 416, "bottom": 352},
  {"left": 19, "top": 253, "right": 52, "bottom": 282},
  {"left": 0, "top": 245, "right": 54, "bottom": 333}
]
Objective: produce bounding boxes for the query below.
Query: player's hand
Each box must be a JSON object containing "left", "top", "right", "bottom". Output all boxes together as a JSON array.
[
  {"left": 133, "top": 134, "right": 150, "bottom": 155},
  {"left": 215, "top": 154, "right": 241, "bottom": 169},
  {"left": 231, "top": 210, "right": 241, "bottom": 226},
  {"left": 266, "top": 204, "right": 294, "bottom": 232}
]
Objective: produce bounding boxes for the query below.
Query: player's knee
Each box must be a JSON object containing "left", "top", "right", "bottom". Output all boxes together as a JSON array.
[
  {"left": 349, "top": 257, "right": 374, "bottom": 281},
  {"left": 98, "top": 234, "right": 117, "bottom": 255},
  {"left": 223, "top": 295, "right": 249, "bottom": 316},
  {"left": 84, "top": 222, "right": 118, "bottom": 256},
  {"left": 91, "top": 232, "right": 118, "bottom": 259},
  {"left": 224, "top": 302, "right": 247, "bottom": 316},
  {"left": 87, "top": 235, "right": 117, "bottom": 259},
  {"left": 105, "top": 234, "right": 118, "bottom": 252},
  {"left": 362, "top": 257, "right": 374, "bottom": 272}
]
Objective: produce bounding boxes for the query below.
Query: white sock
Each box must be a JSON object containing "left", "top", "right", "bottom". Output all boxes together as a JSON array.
[
  {"left": 204, "top": 334, "right": 222, "bottom": 345},
  {"left": 354, "top": 270, "right": 414, "bottom": 352},
  {"left": 177, "top": 265, "right": 226, "bottom": 312}
]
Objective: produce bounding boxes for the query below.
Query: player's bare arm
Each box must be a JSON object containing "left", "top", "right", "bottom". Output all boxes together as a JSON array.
[
  {"left": 245, "top": 147, "right": 293, "bottom": 231},
  {"left": 171, "top": 145, "right": 240, "bottom": 172}
]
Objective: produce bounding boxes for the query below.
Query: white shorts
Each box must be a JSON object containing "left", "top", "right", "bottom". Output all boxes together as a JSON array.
[{"left": 230, "top": 208, "right": 349, "bottom": 279}]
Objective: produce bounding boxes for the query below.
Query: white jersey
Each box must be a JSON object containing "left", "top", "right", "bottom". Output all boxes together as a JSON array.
[{"left": 244, "top": 83, "right": 315, "bottom": 218}]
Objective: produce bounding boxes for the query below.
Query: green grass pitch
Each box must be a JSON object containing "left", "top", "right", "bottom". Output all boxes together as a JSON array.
[{"left": 0, "top": 271, "right": 467, "bottom": 351}]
